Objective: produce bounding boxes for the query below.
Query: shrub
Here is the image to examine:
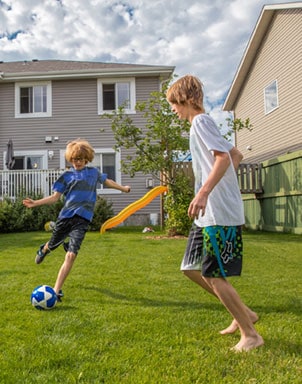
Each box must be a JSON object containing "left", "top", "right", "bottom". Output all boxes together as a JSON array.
[
  {"left": 0, "top": 194, "right": 114, "bottom": 233},
  {"left": 164, "top": 174, "right": 194, "bottom": 236},
  {"left": 0, "top": 194, "right": 63, "bottom": 233},
  {"left": 89, "top": 196, "right": 114, "bottom": 231}
]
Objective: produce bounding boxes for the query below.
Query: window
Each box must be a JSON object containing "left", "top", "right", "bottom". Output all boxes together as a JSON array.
[
  {"left": 15, "top": 81, "right": 52, "bottom": 118},
  {"left": 60, "top": 148, "right": 122, "bottom": 194},
  {"left": 98, "top": 78, "right": 136, "bottom": 114},
  {"left": 91, "top": 150, "right": 121, "bottom": 193},
  {"left": 264, "top": 80, "right": 279, "bottom": 114}
]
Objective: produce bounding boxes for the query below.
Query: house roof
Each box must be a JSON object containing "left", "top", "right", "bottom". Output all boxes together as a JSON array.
[
  {"left": 223, "top": 2, "right": 302, "bottom": 111},
  {"left": 0, "top": 59, "right": 175, "bottom": 81}
]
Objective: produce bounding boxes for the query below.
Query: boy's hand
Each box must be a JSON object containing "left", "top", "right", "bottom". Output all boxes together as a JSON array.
[
  {"left": 23, "top": 198, "right": 35, "bottom": 208},
  {"left": 124, "top": 186, "right": 131, "bottom": 193}
]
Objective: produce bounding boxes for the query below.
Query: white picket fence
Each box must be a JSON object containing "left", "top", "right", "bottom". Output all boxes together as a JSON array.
[{"left": 0, "top": 170, "right": 64, "bottom": 199}]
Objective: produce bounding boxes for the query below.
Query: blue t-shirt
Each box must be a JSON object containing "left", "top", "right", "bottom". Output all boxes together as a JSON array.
[{"left": 53, "top": 166, "right": 107, "bottom": 222}]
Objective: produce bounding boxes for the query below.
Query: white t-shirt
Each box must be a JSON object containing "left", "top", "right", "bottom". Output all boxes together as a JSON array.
[{"left": 190, "top": 113, "right": 245, "bottom": 227}]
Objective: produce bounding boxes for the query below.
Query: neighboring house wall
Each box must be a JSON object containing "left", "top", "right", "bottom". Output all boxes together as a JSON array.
[
  {"left": 228, "top": 7, "right": 302, "bottom": 162},
  {"left": 223, "top": 4, "right": 302, "bottom": 234},
  {"left": 0, "top": 63, "right": 171, "bottom": 223}
]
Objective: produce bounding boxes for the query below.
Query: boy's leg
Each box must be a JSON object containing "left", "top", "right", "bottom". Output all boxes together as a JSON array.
[
  {"left": 204, "top": 276, "right": 264, "bottom": 351},
  {"left": 53, "top": 215, "right": 89, "bottom": 296},
  {"left": 54, "top": 251, "right": 77, "bottom": 294},
  {"left": 184, "top": 270, "right": 258, "bottom": 334}
]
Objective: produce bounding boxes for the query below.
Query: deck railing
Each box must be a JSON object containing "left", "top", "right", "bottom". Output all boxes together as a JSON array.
[
  {"left": 0, "top": 169, "right": 64, "bottom": 199},
  {"left": 237, "top": 163, "right": 263, "bottom": 194},
  {"left": 172, "top": 162, "right": 264, "bottom": 195}
]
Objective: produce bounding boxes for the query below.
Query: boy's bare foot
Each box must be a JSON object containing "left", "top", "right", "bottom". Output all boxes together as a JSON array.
[
  {"left": 220, "top": 312, "right": 259, "bottom": 335},
  {"left": 231, "top": 334, "right": 264, "bottom": 352}
]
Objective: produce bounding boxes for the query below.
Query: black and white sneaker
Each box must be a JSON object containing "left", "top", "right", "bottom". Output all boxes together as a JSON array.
[
  {"left": 56, "top": 290, "right": 64, "bottom": 302},
  {"left": 35, "top": 244, "right": 50, "bottom": 264}
]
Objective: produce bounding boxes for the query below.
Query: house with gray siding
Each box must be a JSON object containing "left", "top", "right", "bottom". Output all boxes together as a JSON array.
[{"left": 0, "top": 59, "right": 174, "bottom": 226}]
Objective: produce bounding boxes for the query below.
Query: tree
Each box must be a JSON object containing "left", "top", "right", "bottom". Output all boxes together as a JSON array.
[
  {"left": 102, "top": 77, "right": 193, "bottom": 235},
  {"left": 224, "top": 117, "right": 253, "bottom": 141}
]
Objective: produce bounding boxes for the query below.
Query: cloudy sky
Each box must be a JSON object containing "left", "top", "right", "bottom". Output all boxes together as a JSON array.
[{"left": 0, "top": 0, "right": 298, "bottom": 125}]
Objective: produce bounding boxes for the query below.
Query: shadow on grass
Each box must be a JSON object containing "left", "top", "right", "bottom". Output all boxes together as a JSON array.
[
  {"left": 251, "top": 299, "right": 302, "bottom": 317},
  {"left": 264, "top": 337, "right": 302, "bottom": 355},
  {"left": 84, "top": 286, "right": 302, "bottom": 318},
  {"left": 84, "top": 286, "right": 224, "bottom": 312}
]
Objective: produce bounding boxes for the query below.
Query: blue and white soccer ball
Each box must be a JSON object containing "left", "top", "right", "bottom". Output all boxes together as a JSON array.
[{"left": 31, "top": 285, "right": 57, "bottom": 310}]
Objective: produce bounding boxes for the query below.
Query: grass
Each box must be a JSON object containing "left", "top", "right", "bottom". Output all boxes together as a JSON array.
[{"left": 0, "top": 228, "right": 301, "bottom": 384}]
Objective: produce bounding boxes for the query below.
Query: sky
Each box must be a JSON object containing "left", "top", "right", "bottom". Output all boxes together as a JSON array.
[{"left": 0, "top": 0, "right": 299, "bottom": 126}]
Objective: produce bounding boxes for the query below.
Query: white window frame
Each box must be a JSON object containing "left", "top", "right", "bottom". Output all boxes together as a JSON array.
[
  {"left": 15, "top": 81, "right": 52, "bottom": 118},
  {"left": 97, "top": 77, "right": 136, "bottom": 114},
  {"left": 264, "top": 80, "right": 279, "bottom": 115},
  {"left": 3, "top": 150, "right": 48, "bottom": 170},
  {"left": 59, "top": 148, "right": 122, "bottom": 194}
]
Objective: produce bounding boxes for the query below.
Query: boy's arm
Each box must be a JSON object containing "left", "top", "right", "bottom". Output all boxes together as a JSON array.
[
  {"left": 230, "top": 146, "right": 243, "bottom": 171},
  {"left": 104, "top": 178, "right": 131, "bottom": 193},
  {"left": 23, "top": 191, "right": 62, "bottom": 208},
  {"left": 188, "top": 151, "right": 230, "bottom": 219}
]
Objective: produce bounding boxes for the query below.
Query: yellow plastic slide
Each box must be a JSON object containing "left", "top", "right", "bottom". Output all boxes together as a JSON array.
[{"left": 100, "top": 185, "right": 168, "bottom": 234}]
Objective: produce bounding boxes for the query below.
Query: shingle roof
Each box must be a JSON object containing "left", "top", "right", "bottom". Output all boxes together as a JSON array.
[{"left": 0, "top": 59, "right": 174, "bottom": 80}]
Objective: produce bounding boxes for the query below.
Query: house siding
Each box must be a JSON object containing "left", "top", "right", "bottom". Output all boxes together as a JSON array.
[
  {"left": 234, "top": 9, "right": 302, "bottom": 162},
  {"left": 0, "top": 72, "right": 166, "bottom": 219}
]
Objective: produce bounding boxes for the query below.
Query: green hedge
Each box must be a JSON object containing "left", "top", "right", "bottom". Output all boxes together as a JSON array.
[{"left": 0, "top": 195, "right": 114, "bottom": 233}]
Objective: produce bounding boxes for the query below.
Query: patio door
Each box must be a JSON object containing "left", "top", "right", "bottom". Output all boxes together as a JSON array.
[
  {"left": 7, "top": 153, "right": 48, "bottom": 197},
  {"left": 12, "top": 155, "right": 43, "bottom": 170}
]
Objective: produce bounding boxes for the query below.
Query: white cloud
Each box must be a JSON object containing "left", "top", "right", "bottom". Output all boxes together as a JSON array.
[{"left": 0, "top": 0, "right": 299, "bottom": 123}]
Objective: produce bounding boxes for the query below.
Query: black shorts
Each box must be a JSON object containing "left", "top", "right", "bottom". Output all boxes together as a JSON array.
[
  {"left": 48, "top": 215, "right": 90, "bottom": 254},
  {"left": 181, "top": 224, "right": 243, "bottom": 277}
]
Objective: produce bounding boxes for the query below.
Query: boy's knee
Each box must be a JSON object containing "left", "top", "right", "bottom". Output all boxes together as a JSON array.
[{"left": 65, "top": 251, "right": 77, "bottom": 262}]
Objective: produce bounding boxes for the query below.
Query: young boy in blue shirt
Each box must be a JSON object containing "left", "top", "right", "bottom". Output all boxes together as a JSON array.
[{"left": 23, "top": 138, "right": 130, "bottom": 301}]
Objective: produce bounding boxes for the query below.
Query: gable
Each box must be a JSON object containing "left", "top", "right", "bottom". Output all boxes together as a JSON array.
[{"left": 223, "top": 3, "right": 302, "bottom": 111}]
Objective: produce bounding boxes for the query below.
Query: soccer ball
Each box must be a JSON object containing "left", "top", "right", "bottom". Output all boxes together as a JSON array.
[{"left": 31, "top": 285, "right": 57, "bottom": 310}]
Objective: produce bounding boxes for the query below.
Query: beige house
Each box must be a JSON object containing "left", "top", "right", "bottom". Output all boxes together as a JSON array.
[
  {"left": 223, "top": 2, "right": 302, "bottom": 234},
  {"left": 0, "top": 60, "right": 174, "bottom": 225},
  {"left": 223, "top": 2, "right": 302, "bottom": 162}
]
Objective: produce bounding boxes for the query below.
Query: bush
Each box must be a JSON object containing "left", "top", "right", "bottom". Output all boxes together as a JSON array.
[
  {"left": 89, "top": 196, "right": 114, "bottom": 231},
  {"left": 0, "top": 194, "right": 63, "bottom": 233},
  {"left": 0, "top": 194, "right": 114, "bottom": 233},
  {"left": 164, "top": 174, "right": 194, "bottom": 236}
]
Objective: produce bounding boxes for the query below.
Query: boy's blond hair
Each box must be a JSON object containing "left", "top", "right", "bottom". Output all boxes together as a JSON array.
[
  {"left": 65, "top": 138, "right": 95, "bottom": 163},
  {"left": 166, "top": 75, "right": 205, "bottom": 113}
]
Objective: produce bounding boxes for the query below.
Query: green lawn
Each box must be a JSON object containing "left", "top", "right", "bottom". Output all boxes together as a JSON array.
[{"left": 0, "top": 228, "right": 301, "bottom": 384}]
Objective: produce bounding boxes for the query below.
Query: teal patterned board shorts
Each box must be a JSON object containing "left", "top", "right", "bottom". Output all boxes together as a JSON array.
[{"left": 181, "top": 224, "right": 243, "bottom": 277}]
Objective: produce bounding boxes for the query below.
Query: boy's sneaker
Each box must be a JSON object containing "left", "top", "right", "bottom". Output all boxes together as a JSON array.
[
  {"left": 35, "top": 244, "right": 50, "bottom": 264},
  {"left": 56, "top": 290, "right": 64, "bottom": 302}
]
